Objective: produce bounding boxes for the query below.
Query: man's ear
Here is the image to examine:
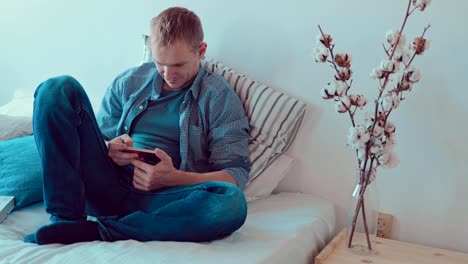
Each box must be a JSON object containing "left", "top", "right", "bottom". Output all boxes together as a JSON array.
[{"left": 198, "top": 42, "right": 207, "bottom": 58}]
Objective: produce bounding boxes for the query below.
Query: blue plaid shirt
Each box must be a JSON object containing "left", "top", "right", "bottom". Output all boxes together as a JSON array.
[{"left": 96, "top": 62, "right": 251, "bottom": 188}]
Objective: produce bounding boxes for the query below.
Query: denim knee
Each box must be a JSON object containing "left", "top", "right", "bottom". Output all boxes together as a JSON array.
[
  {"left": 224, "top": 185, "right": 248, "bottom": 228},
  {"left": 34, "top": 75, "right": 85, "bottom": 105},
  {"left": 202, "top": 184, "right": 247, "bottom": 235},
  {"left": 34, "top": 75, "right": 89, "bottom": 115}
]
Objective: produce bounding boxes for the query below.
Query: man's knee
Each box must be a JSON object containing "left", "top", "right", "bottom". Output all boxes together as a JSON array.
[
  {"left": 225, "top": 187, "right": 248, "bottom": 229},
  {"left": 34, "top": 75, "right": 84, "bottom": 102},
  {"left": 203, "top": 185, "right": 247, "bottom": 234}
]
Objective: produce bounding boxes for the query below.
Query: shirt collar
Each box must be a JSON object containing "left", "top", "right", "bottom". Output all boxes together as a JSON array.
[{"left": 151, "top": 65, "right": 206, "bottom": 101}]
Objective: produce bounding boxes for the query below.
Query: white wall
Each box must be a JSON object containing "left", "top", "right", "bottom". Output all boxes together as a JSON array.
[{"left": 1, "top": 0, "right": 467, "bottom": 253}]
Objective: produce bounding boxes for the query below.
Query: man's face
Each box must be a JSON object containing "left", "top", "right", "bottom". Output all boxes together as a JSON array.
[{"left": 151, "top": 41, "right": 207, "bottom": 91}]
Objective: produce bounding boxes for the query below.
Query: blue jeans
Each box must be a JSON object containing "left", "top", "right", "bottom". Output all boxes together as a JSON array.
[{"left": 32, "top": 75, "right": 247, "bottom": 242}]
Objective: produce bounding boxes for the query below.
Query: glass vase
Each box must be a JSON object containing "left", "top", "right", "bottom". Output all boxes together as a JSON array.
[{"left": 346, "top": 169, "right": 379, "bottom": 255}]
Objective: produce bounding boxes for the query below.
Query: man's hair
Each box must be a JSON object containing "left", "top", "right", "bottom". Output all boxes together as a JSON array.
[{"left": 150, "top": 7, "right": 204, "bottom": 50}]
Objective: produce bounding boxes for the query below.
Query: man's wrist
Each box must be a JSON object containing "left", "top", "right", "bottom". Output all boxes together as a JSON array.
[
  {"left": 169, "top": 169, "right": 237, "bottom": 187},
  {"left": 170, "top": 169, "right": 196, "bottom": 186}
]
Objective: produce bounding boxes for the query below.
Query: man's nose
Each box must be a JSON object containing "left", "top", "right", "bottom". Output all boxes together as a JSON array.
[{"left": 164, "top": 66, "right": 175, "bottom": 78}]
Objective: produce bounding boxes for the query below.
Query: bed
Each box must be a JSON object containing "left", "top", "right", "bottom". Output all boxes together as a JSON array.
[
  {"left": 0, "top": 48, "right": 335, "bottom": 263},
  {"left": 0, "top": 192, "right": 335, "bottom": 264}
]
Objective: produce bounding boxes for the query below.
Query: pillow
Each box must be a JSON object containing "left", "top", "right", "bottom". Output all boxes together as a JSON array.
[
  {"left": 0, "top": 115, "right": 33, "bottom": 141},
  {"left": 244, "top": 154, "right": 294, "bottom": 202},
  {"left": 0, "top": 135, "right": 43, "bottom": 210},
  {"left": 201, "top": 58, "right": 306, "bottom": 184},
  {"left": 0, "top": 89, "right": 34, "bottom": 117},
  {"left": 141, "top": 36, "right": 306, "bottom": 197}
]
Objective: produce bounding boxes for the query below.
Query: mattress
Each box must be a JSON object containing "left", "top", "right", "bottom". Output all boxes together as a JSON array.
[{"left": 0, "top": 192, "right": 335, "bottom": 264}]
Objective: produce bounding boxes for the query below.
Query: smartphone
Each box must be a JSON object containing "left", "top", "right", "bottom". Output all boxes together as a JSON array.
[{"left": 124, "top": 147, "right": 161, "bottom": 165}]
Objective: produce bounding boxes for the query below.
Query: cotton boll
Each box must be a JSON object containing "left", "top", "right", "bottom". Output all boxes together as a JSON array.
[
  {"left": 412, "top": 0, "right": 432, "bottom": 11},
  {"left": 363, "top": 114, "right": 375, "bottom": 129},
  {"left": 348, "top": 126, "right": 371, "bottom": 149},
  {"left": 385, "top": 152, "right": 400, "bottom": 168},
  {"left": 393, "top": 47, "right": 411, "bottom": 64},
  {"left": 379, "top": 92, "right": 400, "bottom": 112},
  {"left": 380, "top": 60, "right": 397, "bottom": 73},
  {"left": 385, "top": 133, "right": 397, "bottom": 147},
  {"left": 378, "top": 153, "right": 390, "bottom": 166},
  {"left": 335, "top": 53, "right": 352, "bottom": 68},
  {"left": 409, "top": 69, "right": 421, "bottom": 82},
  {"left": 370, "top": 143, "right": 383, "bottom": 154},
  {"left": 372, "top": 125, "right": 384, "bottom": 137},
  {"left": 321, "top": 88, "right": 334, "bottom": 100},
  {"left": 371, "top": 67, "right": 385, "bottom": 79},
  {"left": 316, "top": 33, "right": 333, "bottom": 48},
  {"left": 335, "top": 101, "right": 348, "bottom": 113},
  {"left": 400, "top": 81, "right": 413, "bottom": 92},
  {"left": 341, "top": 96, "right": 351, "bottom": 108},
  {"left": 410, "top": 37, "right": 430, "bottom": 55},
  {"left": 337, "top": 68, "right": 352, "bottom": 81},
  {"left": 349, "top": 94, "right": 368, "bottom": 109},
  {"left": 381, "top": 135, "right": 397, "bottom": 155},
  {"left": 313, "top": 46, "right": 329, "bottom": 62},
  {"left": 348, "top": 127, "right": 359, "bottom": 149},
  {"left": 405, "top": 66, "right": 421, "bottom": 83},
  {"left": 358, "top": 127, "right": 371, "bottom": 146},
  {"left": 335, "top": 96, "right": 351, "bottom": 113},
  {"left": 386, "top": 30, "right": 406, "bottom": 48},
  {"left": 385, "top": 121, "right": 396, "bottom": 133},
  {"left": 379, "top": 96, "right": 393, "bottom": 112},
  {"left": 334, "top": 81, "right": 347, "bottom": 97},
  {"left": 390, "top": 92, "right": 401, "bottom": 109},
  {"left": 356, "top": 95, "right": 367, "bottom": 108}
]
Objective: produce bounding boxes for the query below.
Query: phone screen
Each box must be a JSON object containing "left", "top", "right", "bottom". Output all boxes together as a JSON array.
[{"left": 125, "top": 147, "right": 161, "bottom": 165}]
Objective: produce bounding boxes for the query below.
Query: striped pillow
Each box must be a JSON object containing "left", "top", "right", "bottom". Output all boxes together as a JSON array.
[
  {"left": 201, "top": 58, "right": 306, "bottom": 183},
  {"left": 140, "top": 35, "right": 306, "bottom": 184}
]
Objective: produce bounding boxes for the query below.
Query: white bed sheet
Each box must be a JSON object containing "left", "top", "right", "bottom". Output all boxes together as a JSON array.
[{"left": 0, "top": 192, "right": 335, "bottom": 264}]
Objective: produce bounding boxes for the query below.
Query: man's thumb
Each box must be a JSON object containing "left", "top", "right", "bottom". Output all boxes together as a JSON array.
[{"left": 155, "top": 148, "right": 171, "bottom": 162}]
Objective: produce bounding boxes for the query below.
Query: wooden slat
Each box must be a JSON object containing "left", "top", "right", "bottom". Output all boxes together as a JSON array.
[
  {"left": 315, "top": 228, "right": 468, "bottom": 264},
  {"left": 315, "top": 229, "right": 346, "bottom": 264}
]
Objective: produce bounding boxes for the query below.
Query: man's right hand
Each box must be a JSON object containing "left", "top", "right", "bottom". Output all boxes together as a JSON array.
[{"left": 107, "top": 134, "right": 139, "bottom": 166}]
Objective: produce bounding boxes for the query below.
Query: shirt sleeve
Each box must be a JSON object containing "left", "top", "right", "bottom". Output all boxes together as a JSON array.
[
  {"left": 96, "top": 76, "right": 124, "bottom": 141},
  {"left": 208, "top": 85, "right": 251, "bottom": 189}
]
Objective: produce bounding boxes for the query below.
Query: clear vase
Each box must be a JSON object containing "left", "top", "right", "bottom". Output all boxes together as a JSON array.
[{"left": 346, "top": 169, "right": 379, "bottom": 255}]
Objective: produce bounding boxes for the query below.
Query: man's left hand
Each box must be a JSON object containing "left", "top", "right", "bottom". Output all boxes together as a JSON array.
[{"left": 131, "top": 148, "right": 177, "bottom": 191}]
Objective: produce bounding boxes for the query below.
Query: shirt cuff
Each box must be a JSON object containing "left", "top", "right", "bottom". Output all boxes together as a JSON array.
[{"left": 222, "top": 167, "right": 249, "bottom": 189}]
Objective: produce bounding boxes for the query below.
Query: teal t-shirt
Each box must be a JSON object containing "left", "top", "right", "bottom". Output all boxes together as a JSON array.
[{"left": 130, "top": 88, "right": 188, "bottom": 168}]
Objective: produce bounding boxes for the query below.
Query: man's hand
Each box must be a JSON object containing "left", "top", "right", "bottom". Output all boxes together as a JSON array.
[
  {"left": 107, "top": 134, "right": 139, "bottom": 166},
  {"left": 131, "top": 148, "right": 177, "bottom": 191}
]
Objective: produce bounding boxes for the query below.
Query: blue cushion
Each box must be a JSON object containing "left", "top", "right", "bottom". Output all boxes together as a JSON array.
[{"left": 0, "top": 135, "right": 43, "bottom": 210}]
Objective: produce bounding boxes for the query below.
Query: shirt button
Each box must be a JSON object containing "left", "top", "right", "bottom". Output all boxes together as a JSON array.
[
  {"left": 124, "top": 126, "right": 128, "bottom": 131},
  {"left": 139, "top": 105, "right": 144, "bottom": 110}
]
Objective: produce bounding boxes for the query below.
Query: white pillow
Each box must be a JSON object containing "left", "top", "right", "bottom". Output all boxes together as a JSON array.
[
  {"left": 244, "top": 154, "right": 295, "bottom": 202},
  {"left": 0, "top": 115, "right": 33, "bottom": 141},
  {"left": 0, "top": 89, "right": 34, "bottom": 117}
]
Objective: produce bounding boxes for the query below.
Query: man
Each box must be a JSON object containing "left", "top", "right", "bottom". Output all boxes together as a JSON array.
[{"left": 25, "top": 7, "right": 250, "bottom": 245}]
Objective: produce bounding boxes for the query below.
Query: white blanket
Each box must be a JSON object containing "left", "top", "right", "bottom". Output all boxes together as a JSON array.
[{"left": 0, "top": 192, "right": 335, "bottom": 264}]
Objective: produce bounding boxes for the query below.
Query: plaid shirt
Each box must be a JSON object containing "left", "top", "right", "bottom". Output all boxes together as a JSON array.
[{"left": 96, "top": 62, "right": 251, "bottom": 188}]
